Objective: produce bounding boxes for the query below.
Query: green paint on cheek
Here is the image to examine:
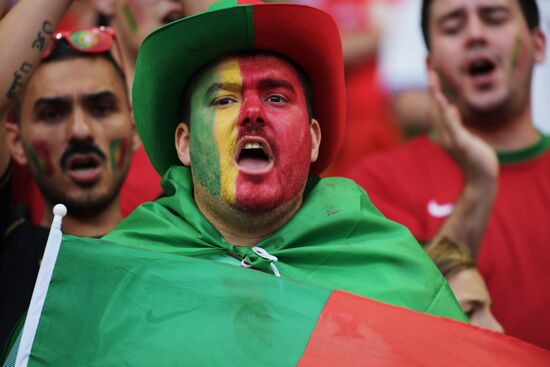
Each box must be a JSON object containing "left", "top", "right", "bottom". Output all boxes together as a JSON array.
[
  {"left": 189, "top": 69, "right": 221, "bottom": 196},
  {"left": 27, "top": 145, "right": 45, "bottom": 176},
  {"left": 437, "top": 70, "right": 458, "bottom": 101},
  {"left": 27, "top": 141, "right": 54, "bottom": 177},
  {"left": 122, "top": 3, "right": 139, "bottom": 33},
  {"left": 512, "top": 37, "right": 521, "bottom": 69},
  {"left": 109, "top": 138, "right": 128, "bottom": 171}
]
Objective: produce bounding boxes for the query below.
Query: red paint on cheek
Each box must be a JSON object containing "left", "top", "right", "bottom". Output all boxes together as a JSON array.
[
  {"left": 32, "top": 140, "right": 55, "bottom": 177},
  {"left": 234, "top": 57, "right": 312, "bottom": 212}
]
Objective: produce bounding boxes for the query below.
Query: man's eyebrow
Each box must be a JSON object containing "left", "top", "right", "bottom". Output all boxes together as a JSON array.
[
  {"left": 479, "top": 5, "right": 509, "bottom": 16},
  {"left": 33, "top": 96, "right": 71, "bottom": 111},
  {"left": 205, "top": 82, "right": 242, "bottom": 97},
  {"left": 259, "top": 79, "right": 296, "bottom": 94},
  {"left": 437, "top": 8, "right": 464, "bottom": 25},
  {"left": 81, "top": 90, "right": 119, "bottom": 104}
]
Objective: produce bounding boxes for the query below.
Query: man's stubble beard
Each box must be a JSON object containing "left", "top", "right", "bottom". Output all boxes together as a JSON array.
[
  {"left": 35, "top": 170, "right": 127, "bottom": 220},
  {"left": 193, "top": 179, "right": 304, "bottom": 235},
  {"left": 459, "top": 66, "right": 534, "bottom": 131}
]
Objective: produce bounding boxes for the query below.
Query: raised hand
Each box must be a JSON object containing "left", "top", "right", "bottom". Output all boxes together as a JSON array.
[
  {"left": 428, "top": 70, "right": 499, "bottom": 185},
  {"left": 427, "top": 69, "right": 498, "bottom": 257}
]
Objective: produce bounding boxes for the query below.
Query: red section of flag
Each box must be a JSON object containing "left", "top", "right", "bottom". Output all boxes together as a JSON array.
[{"left": 298, "top": 290, "right": 550, "bottom": 366}]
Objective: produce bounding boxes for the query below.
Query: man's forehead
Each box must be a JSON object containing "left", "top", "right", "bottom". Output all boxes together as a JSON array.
[
  {"left": 197, "top": 53, "right": 303, "bottom": 87},
  {"left": 431, "top": 0, "right": 514, "bottom": 17},
  {"left": 24, "top": 58, "right": 126, "bottom": 105}
]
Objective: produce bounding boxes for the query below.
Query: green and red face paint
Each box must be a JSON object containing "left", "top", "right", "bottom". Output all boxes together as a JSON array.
[
  {"left": 27, "top": 141, "right": 54, "bottom": 177},
  {"left": 188, "top": 55, "right": 313, "bottom": 213},
  {"left": 436, "top": 69, "right": 459, "bottom": 102},
  {"left": 511, "top": 35, "right": 530, "bottom": 75},
  {"left": 131, "top": 0, "right": 345, "bottom": 177},
  {"left": 109, "top": 138, "right": 129, "bottom": 172}
]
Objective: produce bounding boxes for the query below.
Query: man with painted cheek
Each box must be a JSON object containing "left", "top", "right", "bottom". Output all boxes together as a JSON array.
[
  {"left": 7, "top": 52, "right": 135, "bottom": 227},
  {"left": 348, "top": 0, "right": 550, "bottom": 349},
  {"left": 104, "top": 0, "right": 467, "bottom": 323},
  {"left": 0, "top": 0, "right": 137, "bottom": 348},
  {"left": 173, "top": 54, "right": 321, "bottom": 245}
]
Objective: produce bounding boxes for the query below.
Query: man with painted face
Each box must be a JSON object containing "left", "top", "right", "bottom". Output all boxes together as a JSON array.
[
  {"left": 10, "top": 0, "right": 202, "bottom": 224},
  {"left": 0, "top": 0, "right": 136, "bottom": 350},
  {"left": 102, "top": 0, "right": 466, "bottom": 322},
  {"left": 348, "top": 0, "right": 550, "bottom": 349}
]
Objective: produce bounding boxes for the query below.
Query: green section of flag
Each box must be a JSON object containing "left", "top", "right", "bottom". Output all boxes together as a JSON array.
[
  {"left": 105, "top": 166, "right": 467, "bottom": 322},
  {"left": 27, "top": 236, "right": 330, "bottom": 366}
]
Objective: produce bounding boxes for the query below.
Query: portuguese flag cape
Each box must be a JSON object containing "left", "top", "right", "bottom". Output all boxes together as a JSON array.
[
  {"left": 8, "top": 225, "right": 550, "bottom": 366},
  {"left": 104, "top": 166, "right": 465, "bottom": 319}
]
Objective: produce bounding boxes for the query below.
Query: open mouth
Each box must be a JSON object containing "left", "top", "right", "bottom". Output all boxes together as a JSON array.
[
  {"left": 65, "top": 154, "right": 103, "bottom": 184},
  {"left": 235, "top": 138, "right": 274, "bottom": 174},
  {"left": 467, "top": 59, "right": 496, "bottom": 77},
  {"left": 161, "top": 10, "right": 185, "bottom": 25}
]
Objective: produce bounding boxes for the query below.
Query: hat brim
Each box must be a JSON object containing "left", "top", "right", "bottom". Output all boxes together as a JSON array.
[{"left": 133, "top": 3, "right": 345, "bottom": 177}]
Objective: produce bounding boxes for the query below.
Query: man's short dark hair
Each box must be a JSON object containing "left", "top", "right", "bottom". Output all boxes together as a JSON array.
[
  {"left": 180, "top": 51, "right": 314, "bottom": 126},
  {"left": 420, "top": 0, "right": 540, "bottom": 49},
  {"left": 12, "top": 38, "right": 128, "bottom": 123}
]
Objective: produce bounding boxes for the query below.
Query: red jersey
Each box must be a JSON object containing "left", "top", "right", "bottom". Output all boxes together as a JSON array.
[{"left": 348, "top": 134, "right": 550, "bottom": 350}]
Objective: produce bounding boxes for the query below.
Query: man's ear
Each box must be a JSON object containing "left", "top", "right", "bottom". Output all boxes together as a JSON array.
[
  {"left": 532, "top": 28, "right": 546, "bottom": 64},
  {"left": 175, "top": 122, "right": 191, "bottom": 166},
  {"left": 6, "top": 122, "right": 28, "bottom": 166},
  {"left": 130, "top": 115, "right": 142, "bottom": 152},
  {"left": 89, "top": 0, "right": 116, "bottom": 17},
  {"left": 426, "top": 53, "right": 434, "bottom": 73},
  {"left": 309, "top": 118, "right": 321, "bottom": 163}
]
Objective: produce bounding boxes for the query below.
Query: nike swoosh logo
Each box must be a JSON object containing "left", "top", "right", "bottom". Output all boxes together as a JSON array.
[
  {"left": 145, "top": 306, "right": 200, "bottom": 323},
  {"left": 427, "top": 200, "right": 454, "bottom": 218}
]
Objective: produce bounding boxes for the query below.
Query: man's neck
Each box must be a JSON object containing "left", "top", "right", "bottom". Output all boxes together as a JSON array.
[
  {"left": 195, "top": 186, "right": 303, "bottom": 247},
  {"left": 40, "top": 200, "right": 123, "bottom": 237},
  {"left": 465, "top": 103, "right": 540, "bottom": 151}
]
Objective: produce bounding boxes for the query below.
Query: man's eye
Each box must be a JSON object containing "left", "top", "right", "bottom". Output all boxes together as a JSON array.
[
  {"left": 463, "top": 307, "right": 475, "bottom": 319},
  {"left": 212, "top": 96, "right": 237, "bottom": 106},
  {"left": 485, "top": 11, "right": 509, "bottom": 26},
  {"left": 266, "top": 95, "right": 287, "bottom": 104},
  {"left": 38, "top": 108, "right": 65, "bottom": 123},
  {"left": 441, "top": 21, "right": 462, "bottom": 35},
  {"left": 90, "top": 103, "right": 114, "bottom": 118}
]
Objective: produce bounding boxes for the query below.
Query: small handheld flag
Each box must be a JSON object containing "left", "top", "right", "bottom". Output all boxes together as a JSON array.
[{"left": 15, "top": 204, "right": 66, "bottom": 367}]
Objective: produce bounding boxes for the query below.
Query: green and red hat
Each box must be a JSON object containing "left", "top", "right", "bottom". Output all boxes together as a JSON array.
[{"left": 132, "top": 0, "right": 345, "bottom": 176}]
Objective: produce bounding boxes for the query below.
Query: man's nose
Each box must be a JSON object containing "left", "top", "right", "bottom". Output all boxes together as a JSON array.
[
  {"left": 465, "top": 17, "right": 488, "bottom": 48},
  {"left": 487, "top": 311, "right": 505, "bottom": 334},
  {"left": 68, "top": 108, "right": 93, "bottom": 141},
  {"left": 239, "top": 96, "right": 265, "bottom": 126},
  {"left": 476, "top": 309, "right": 505, "bottom": 334}
]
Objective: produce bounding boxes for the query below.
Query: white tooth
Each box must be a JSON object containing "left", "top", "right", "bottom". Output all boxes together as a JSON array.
[{"left": 244, "top": 142, "right": 262, "bottom": 150}]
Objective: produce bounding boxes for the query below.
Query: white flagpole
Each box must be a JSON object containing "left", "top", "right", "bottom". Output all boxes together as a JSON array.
[{"left": 15, "top": 204, "right": 67, "bottom": 367}]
